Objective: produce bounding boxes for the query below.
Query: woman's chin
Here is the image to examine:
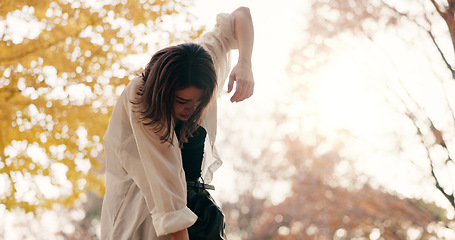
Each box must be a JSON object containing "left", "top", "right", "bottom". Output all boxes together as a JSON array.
[{"left": 177, "top": 114, "right": 190, "bottom": 121}]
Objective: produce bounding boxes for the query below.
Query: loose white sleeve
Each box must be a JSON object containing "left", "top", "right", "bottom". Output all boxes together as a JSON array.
[
  {"left": 197, "top": 13, "right": 239, "bottom": 183},
  {"left": 119, "top": 79, "right": 197, "bottom": 236}
]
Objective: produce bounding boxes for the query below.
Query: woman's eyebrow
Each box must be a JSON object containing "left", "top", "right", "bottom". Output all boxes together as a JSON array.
[{"left": 176, "top": 96, "right": 191, "bottom": 102}]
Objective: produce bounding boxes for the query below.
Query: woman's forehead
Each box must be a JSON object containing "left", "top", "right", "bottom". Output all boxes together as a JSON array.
[{"left": 175, "top": 87, "right": 204, "bottom": 101}]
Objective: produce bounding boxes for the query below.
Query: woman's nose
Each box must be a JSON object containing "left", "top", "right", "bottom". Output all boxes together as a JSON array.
[{"left": 184, "top": 103, "right": 197, "bottom": 110}]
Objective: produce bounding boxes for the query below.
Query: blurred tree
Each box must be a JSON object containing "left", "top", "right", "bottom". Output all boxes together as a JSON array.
[
  {"left": 222, "top": 136, "right": 451, "bottom": 239},
  {"left": 63, "top": 191, "right": 103, "bottom": 240},
  {"left": 0, "top": 0, "right": 202, "bottom": 213},
  {"left": 289, "top": 0, "right": 455, "bottom": 211}
]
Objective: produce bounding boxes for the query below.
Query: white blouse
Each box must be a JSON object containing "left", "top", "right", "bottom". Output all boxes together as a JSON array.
[{"left": 100, "top": 13, "right": 238, "bottom": 239}]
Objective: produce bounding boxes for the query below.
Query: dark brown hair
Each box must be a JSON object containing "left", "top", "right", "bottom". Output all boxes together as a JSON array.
[{"left": 133, "top": 43, "right": 216, "bottom": 145}]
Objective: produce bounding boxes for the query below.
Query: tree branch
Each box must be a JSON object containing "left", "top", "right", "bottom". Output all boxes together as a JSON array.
[
  {"left": 405, "top": 111, "right": 455, "bottom": 209},
  {"left": 429, "top": 0, "right": 445, "bottom": 16},
  {"left": 427, "top": 30, "right": 455, "bottom": 79},
  {"left": 378, "top": 46, "right": 455, "bottom": 209},
  {"left": 381, "top": 1, "right": 455, "bottom": 79}
]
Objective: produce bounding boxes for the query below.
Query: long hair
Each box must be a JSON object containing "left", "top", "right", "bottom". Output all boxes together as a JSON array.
[{"left": 132, "top": 43, "right": 216, "bottom": 145}]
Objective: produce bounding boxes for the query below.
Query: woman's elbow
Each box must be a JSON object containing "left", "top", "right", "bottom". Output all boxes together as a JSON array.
[{"left": 232, "top": 6, "right": 251, "bottom": 19}]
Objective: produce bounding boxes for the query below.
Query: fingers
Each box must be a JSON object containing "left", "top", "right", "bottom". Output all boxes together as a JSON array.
[
  {"left": 228, "top": 73, "right": 235, "bottom": 93},
  {"left": 230, "top": 76, "right": 254, "bottom": 102},
  {"left": 228, "top": 63, "right": 254, "bottom": 102}
]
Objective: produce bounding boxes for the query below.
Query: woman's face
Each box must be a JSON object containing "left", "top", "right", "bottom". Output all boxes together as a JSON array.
[{"left": 174, "top": 86, "right": 204, "bottom": 121}]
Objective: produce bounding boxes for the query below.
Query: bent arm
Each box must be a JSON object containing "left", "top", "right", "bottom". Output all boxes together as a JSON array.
[
  {"left": 232, "top": 7, "right": 254, "bottom": 69},
  {"left": 228, "top": 7, "right": 255, "bottom": 102}
]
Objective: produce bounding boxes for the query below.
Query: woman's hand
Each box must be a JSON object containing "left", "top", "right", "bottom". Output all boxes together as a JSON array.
[
  {"left": 170, "top": 229, "right": 189, "bottom": 240},
  {"left": 228, "top": 61, "right": 254, "bottom": 102}
]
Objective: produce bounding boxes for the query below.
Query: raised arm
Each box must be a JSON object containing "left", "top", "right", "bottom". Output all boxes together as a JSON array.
[{"left": 228, "top": 7, "right": 255, "bottom": 102}]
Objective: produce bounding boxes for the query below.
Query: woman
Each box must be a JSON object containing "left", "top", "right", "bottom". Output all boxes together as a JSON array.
[{"left": 100, "top": 6, "right": 254, "bottom": 240}]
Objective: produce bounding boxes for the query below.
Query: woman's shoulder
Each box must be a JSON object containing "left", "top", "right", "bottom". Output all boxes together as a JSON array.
[{"left": 122, "top": 75, "right": 142, "bottom": 98}]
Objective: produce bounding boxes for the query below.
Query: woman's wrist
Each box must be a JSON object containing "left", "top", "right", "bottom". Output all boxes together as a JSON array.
[
  {"left": 237, "top": 58, "right": 252, "bottom": 68},
  {"left": 238, "top": 57, "right": 251, "bottom": 63}
]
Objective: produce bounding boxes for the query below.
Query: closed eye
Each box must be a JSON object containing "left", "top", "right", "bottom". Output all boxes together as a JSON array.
[{"left": 175, "top": 96, "right": 201, "bottom": 106}]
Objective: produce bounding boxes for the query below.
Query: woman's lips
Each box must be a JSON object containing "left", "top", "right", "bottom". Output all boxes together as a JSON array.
[{"left": 179, "top": 113, "right": 189, "bottom": 119}]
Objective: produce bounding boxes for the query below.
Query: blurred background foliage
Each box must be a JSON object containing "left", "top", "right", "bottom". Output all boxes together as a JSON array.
[
  {"left": 1, "top": 0, "right": 455, "bottom": 239},
  {"left": 0, "top": 0, "right": 201, "bottom": 213},
  {"left": 219, "top": 0, "right": 455, "bottom": 239}
]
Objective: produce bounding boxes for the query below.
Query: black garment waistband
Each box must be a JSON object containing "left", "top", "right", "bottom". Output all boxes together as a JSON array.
[{"left": 187, "top": 181, "right": 215, "bottom": 190}]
